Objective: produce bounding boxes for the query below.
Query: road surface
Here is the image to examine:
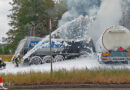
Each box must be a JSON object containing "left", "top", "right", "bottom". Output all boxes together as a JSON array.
[
  {"left": 8, "top": 88, "right": 130, "bottom": 90},
  {"left": 7, "top": 84, "right": 130, "bottom": 90}
]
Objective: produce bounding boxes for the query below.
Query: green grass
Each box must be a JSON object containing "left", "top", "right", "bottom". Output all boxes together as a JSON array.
[{"left": 1, "top": 69, "right": 130, "bottom": 85}]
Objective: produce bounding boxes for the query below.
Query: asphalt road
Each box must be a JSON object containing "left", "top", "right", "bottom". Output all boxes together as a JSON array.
[
  {"left": 7, "top": 84, "right": 130, "bottom": 90},
  {"left": 44, "top": 88, "right": 130, "bottom": 90},
  {"left": 9, "top": 88, "right": 130, "bottom": 90}
]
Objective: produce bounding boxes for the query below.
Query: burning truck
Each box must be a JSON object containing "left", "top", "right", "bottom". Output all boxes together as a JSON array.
[
  {"left": 12, "top": 16, "right": 96, "bottom": 65},
  {"left": 14, "top": 35, "right": 95, "bottom": 65},
  {"left": 98, "top": 26, "right": 130, "bottom": 64}
]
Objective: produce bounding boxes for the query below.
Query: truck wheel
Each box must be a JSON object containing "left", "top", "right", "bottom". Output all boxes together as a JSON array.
[
  {"left": 54, "top": 55, "right": 64, "bottom": 62},
  {"left": 29, "top": 56, "right": 42, "bottom": 65},
  {"left": 42, "top": 56, "right": 53, "bottom": 63},
  {"left": 23, "top": 58, "right": 30, "bottom": 66},
  {"left": 97, "top": 53, "right": 103, "bottom": 64},
  {"left": 80, "top": 51, "right": 89, "bottom": 57}
]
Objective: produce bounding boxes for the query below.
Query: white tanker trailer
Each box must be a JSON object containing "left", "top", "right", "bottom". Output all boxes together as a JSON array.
[{"left": 99, "top": 26, "right": 130, "bottom": 64}]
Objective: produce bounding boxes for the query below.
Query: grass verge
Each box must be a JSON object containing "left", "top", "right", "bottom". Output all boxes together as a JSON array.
[
  {"left": 0, "top": 55, "right": 13, "bottom": 62},
  {"left": 1, "top": 69, "right": 130, "bottom": 85}
]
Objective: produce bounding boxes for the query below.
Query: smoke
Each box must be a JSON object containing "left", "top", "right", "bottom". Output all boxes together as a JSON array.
[
  {"left": 88, "top": 0, "right": 122, "bottom": 44},
  {"left": 58, "top": 0, "right": 101, "bottom": 26},
  {"left": 58, "top": 0, "right": 130, "bottom": 51},
  {"left": 120, "top": 0, "right": 130, "bottom": 30},
  {"left": 56, "top": 16, "right": 94, "bottom": 39},
  {"left": 58, "top": 0, "right": 124, "bottom": 44}
]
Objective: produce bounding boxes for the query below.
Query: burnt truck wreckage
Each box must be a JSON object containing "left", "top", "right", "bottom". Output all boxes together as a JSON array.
[
  {"left": 13, "top": 16, "right": 96, "bottom": 65},
  {"left": 14, "top": 36, "right": 95, "bottom": 65}
]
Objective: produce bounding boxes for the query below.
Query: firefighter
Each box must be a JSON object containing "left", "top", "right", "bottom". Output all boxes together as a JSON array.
[
  {"left": 0, "top": 58, "right": 6, "bottom": 70},
  {"left": 13, "top": 55, "right": 20, "bottom": 67}
]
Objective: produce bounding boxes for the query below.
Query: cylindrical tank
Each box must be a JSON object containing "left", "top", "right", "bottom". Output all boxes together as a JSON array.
[{"left": 102, "top": 26, "right": 130, "bottom": 51}]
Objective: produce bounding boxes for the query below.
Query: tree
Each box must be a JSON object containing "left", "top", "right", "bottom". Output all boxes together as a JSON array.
[
  {"left": 120, "top": 1, "right": 130, "bottom": 30},
  {"left": 4, "top": 0, "right": 67, "bottom": 54},
  {"left": 5, "top": 0, "right": 55, "bottom": 53},
  {"left": 54, "top": 0, "right": 67, "bottom": 28}
]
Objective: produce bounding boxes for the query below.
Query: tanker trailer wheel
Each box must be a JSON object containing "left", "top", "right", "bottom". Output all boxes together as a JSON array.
[
  {"left": 42, "top": 56, "right": 53, "bottom": 63},
  {"left": 54, "top": 55, "right": 64, "bottom": 62},
  {"left": 29, "top": 56, "right": 42, "bottom": 65}
]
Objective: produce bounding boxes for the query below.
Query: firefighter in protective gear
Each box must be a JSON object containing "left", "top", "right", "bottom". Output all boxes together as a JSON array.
[
  {"left": 0, "top": 58, "right": 6, "bottom": 69},
  {"left": 13, "top": 55, "right": 20, "bottom": 67}
]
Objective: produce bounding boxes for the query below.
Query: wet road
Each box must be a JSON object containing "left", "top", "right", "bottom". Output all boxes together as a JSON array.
[
  {"left": 38, "top": 88, "right": 130, "bottom": 90},
  {"left": 8, "top": 84, "right": 130, "bottom": 90},
  {"left": 12, "top": 88, "right": 130, "bottom": 90}
]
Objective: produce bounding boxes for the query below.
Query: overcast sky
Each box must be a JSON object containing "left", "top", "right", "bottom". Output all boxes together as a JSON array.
[{"left": 0, "top": 0, "right": 12, "bottom": 43}]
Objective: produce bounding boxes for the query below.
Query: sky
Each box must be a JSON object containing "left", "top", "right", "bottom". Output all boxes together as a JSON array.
[{"left": 0, "top": 0, "right": 12, "bottom": 43}]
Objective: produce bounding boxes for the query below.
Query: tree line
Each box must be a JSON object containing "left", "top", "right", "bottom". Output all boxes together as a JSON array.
[{"left": 2, "top": 0, "right": 67, "bottom": 54}]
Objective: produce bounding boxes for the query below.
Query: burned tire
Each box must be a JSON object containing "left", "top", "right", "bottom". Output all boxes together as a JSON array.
[
  {"left": 80, "top": 51, "right": 90, "bottom": 57},
  {"left": 23, "top": 58, "right": 30, "bottom": 66},
  {"left": 29, "top": 56, "right": 42, "bottom": 65},
  {"left": 42, "top": 56, "right": 53, "bottom": 63},
  {"left": 54, "top": 55, "right": 64, "bottom": 62}
]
